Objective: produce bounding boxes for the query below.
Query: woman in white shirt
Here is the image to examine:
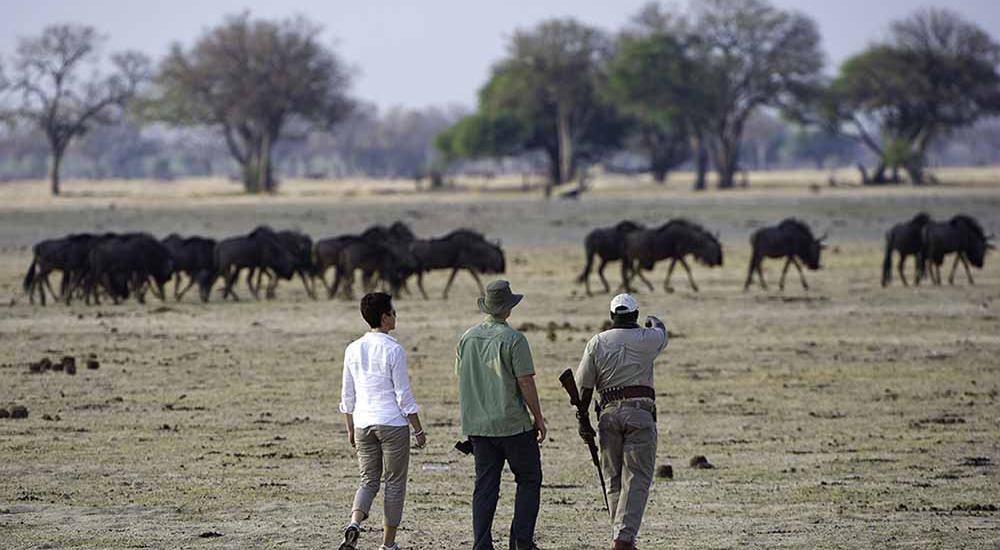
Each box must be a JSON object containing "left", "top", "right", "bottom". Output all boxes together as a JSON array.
[{"left": 339, "top": 292, "right": 426, "bottom": 550}]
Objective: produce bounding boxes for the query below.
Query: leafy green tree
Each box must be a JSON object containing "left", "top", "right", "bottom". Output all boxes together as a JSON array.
[
  {"left": 150, "top": 14, "right": 352, "bottom": 193},
  {"left": 828, "top": 9, "right": 1000, "bottom": 184},
  {"left": 606, "top": 5, "right": 708, "bottom": 186},
  {"left": 8, "top": 25, "right": 149, "bottom": 195},
  {"left": 691, "top": 0, "right": 824, "bottom": 188},
  {"left": 436, "top": 18, "right": 625, "bottom": 196}
]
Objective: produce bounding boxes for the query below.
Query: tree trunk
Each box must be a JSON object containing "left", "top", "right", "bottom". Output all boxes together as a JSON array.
[
  {"left": 714, "top": 139, "right": 738, "bottom": 190},
  {"left": 259, "top": 132, "right": 275, "bottom": 194},
  {"left": 49, "top": 146, "right": 65, "bottom": 196},
  {"left": 556, "top": 104, "right": 574, "bottom": 187},
  {"left": 544, "top": 148, "right": 561, "bottom": 199},
  {"left": 691, "top": 134, "right": 707, "bottom": 191}
]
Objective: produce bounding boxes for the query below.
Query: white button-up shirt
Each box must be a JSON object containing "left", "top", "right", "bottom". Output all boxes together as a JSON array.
[{"left": 339, "top": 331, "right": 419, "bottom": 429}]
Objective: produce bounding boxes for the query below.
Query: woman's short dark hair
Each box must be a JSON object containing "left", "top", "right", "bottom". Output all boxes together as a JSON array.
[{"left": 361, "top": 292, "right": 393, "bottom": 328}]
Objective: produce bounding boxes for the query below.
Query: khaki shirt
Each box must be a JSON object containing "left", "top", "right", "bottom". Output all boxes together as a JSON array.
[
  {"left": 456, "top": 316, "right": 536, "bottom": 437},
  {"left": 575, "top": 324, "right": 667, "bottom": 393}
]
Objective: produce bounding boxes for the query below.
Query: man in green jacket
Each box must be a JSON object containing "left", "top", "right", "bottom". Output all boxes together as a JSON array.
[{"left": 456, "top": 280, "right": 546, "bottom": 550}]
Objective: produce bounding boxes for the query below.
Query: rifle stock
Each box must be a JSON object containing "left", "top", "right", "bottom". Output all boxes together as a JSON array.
[{"left": 558, "top": 368, "right": 610, "bottom": 516}]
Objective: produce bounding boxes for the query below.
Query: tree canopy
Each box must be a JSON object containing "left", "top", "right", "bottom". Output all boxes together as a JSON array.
[
  {"left": 150, "top": 14, "right": 352, "bottom": 193},
  {"left": 7, "top": 24, "right": 149, "bottom": 195},
  {"left": 828, "top": 8, "right": 1000, "bottom": 184}
]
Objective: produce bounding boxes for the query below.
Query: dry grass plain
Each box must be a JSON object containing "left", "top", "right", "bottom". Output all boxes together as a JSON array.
[{"left": 1, "top": 173, "right": 999, "bottom": 549}]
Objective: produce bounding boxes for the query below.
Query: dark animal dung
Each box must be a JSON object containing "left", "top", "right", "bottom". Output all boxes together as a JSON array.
[
  {"left": 38, "top": 357, "right": 52, "bottom": 371},
  {"left": 0, "top": 408, "right": 9, "bottom": 419},
  {"left": 689, "top": 455, "right": 715, "bottom": 469},
  {"left": 66, "top": 363, "right": 77, "bottom": 375},
  {"left": 61, "top": 356, "right": 76, "bottom": 370},
  {"left": 657, "top": 464, "right": 674, "bottom": 479},
  {"left": 10, "top": 405, "right": 28, "bottom": 419},
  {"left": 86, "top": 359, "right": 100, "bottom": 370}
]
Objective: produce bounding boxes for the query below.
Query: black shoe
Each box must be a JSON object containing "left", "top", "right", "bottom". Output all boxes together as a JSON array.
[{"left": 339, "top": 524, "right": 360, "bottom": 550}]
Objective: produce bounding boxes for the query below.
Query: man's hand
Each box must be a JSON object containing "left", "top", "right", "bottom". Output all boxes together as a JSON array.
[
  {"left": 576, "top": 410, "right": 596, "bottom": 441},
  {"left": 534, "top": 416, "right": 547, "bottom": 443},
  {"left": 645, "top": 315, "right": 665, "bottom": 330},
  {"left": 414, "top": 431, "right": 427, "bottom": 449},
  {"left": 348, "top": 430, "right": 356, "bottom": 449}
]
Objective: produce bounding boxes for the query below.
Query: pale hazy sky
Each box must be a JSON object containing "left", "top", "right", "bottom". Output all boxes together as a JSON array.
[{"left": 3, "top": 1, "right": 1000, "bottom": 111}]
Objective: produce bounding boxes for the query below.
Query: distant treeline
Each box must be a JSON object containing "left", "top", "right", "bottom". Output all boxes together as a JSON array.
[{"left": 1, "top": 1, "right": 999, "bottom": 195}]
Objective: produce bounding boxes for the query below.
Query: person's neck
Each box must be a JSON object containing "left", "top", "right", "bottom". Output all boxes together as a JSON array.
[
  {"left": 611, "top": 318, "right": 639, "bottom": 329},
  {"left": 370, "top": 328, "right": 391, "bottom": 334}
]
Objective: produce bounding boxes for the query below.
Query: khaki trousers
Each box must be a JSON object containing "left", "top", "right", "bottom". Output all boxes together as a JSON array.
[
  {"left": 599, "top": 401, "right": 657, "bottom": 544},
  {"left": 353, "top": 424, "right": 411, "bottom": 527}
]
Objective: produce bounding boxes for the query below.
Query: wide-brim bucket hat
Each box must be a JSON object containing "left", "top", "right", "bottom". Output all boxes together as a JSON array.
[{"left": 477, "top": 279, "right": 523, "bottom": 315}]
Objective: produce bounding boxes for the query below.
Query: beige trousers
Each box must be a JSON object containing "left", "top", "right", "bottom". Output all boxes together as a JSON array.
[
  {"left": 599, "top": 401, "right": 657, "bottom": 544},
  {"left": 353, "top": 424, "right": 411, "bottom": 527}
]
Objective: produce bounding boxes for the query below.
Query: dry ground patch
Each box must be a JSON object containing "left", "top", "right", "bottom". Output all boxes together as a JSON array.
[{"left": 1, "top": 180, "right": 999, "bottom": 549}]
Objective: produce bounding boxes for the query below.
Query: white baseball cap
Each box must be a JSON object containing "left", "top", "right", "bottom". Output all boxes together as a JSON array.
[{"left": 610, "top": 293, "right": 638, "bottom": 314}]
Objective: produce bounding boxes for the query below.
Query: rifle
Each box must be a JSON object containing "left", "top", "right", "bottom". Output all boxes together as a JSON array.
[{"left": 558, "top": 368, "right": 610, "bottom": 517}]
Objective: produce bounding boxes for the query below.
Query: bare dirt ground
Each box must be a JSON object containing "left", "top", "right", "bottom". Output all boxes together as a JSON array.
[{"left": 1, "top": 177, "right": 999, "bottom": 549}]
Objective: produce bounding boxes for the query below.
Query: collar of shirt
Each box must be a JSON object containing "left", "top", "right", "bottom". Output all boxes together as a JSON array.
[
  {"left": 365, "top": 331, "right": 398, "bottom": 343},
  {"left": 484, "top": 316, "right": 508, "bottom": 325}
]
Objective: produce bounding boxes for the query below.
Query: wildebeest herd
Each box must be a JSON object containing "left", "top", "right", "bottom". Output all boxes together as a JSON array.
[
  {"left": 22, "top": 223, "right": 505, "bottom": 306},
  {"left": 19, "top": 213, "right": 994, "bottom": 306},
  {"left": 577, "top": 214, "right": 993, "bottom": 296}
]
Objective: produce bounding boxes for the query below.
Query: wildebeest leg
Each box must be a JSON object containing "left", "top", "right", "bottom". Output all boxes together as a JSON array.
[
  {"left": 637, "top": 269, "right": 654, "bottom": 292},
  {"left": 959, "top": 254, "right": 975, "bottom": 285},
  {"left": 778, "top": 257, "right": 793, "bottom": 291},
  {"left": 173, "top": 273, "right": 183, "bottom": 300},
  {"left": 744, "top": 255, "right": 758, "bottom": 291},
  {"left": 595, "top": 259, "right": 608, "bottom": 295},
  {"left": 176, "top": 275, "right": 196, "bottom": 301},
  {"left": 468, "top": 269, "right": 485, "bottom": 295},
  {"left": 948, "top": 255, "right": 963, "bottom": 285},
  {"left": 442, "top": 267, "right": 460, "bottom": 299},
  {"left": 664, "top": 259, "right": 678, "bottom": 293},
  {"left": 43, "top": 273, "right": 59, "bottom": 305},
  {"left": 679, "top": 258, "right": 699, "bottom": 292},
  {"left": 417, "top": 272, "right": 430, "bottom": 300},
  {"left": 299, "top": 270, "right": 317, "bottom": 300},
  {"left": 620, "top": 260, "right": 633, "bottom": 293},
  {"left": 247, "top": 268, "right": 261, "bottom": 300},
  {"left": 898, "top": 254, "right": 909, "bottom": 286},
  {"left": 791, "top": 258, "right": 809, "bottom": 290}
]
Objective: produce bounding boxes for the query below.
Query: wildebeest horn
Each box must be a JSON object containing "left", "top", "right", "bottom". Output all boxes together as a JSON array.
[{"left": 817, "top": 230, "right": 829, "bottom": 242}]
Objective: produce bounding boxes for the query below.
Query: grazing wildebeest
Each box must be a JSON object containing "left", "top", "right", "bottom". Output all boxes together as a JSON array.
[
  {"left": 744, "top": 218, "right": 827, "bottom": 291},
  {"left": 921, "top": 214, "right": 993, "bottom": 286},
  {"left": 577, "top": 220, "right": 650, "bottom": 296},
  {"left": 88, "top": 233, "right": 175, "bottom": 304},
  {"left": 162, "top": 234, "right": 217, "bottom": 302},
  {"left": 250, "top": 229, "right": 317, "bottom": 300},
  {"left": 215, "top": 227, "right": 295, "bottom": 301},
  {"left": 882, "top": 213, "right": 932, "bottom": 287},
  {"left": 408, "top": 229, "right": 505, "bottom": 299},
  {"left": 23, "top": 233, "right": 103, "bottom": 305},
  {"left": 623, "top": 219, "right": 723, "bottom": 293}
]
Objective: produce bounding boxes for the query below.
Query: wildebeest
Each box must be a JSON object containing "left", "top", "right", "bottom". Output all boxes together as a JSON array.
[
  {"left": 314, "top": 235, "right": 355, "bottom": 298},
  {"left": 881, "top": 213, "right": 931, "bottom": 287},
  {"left": 87, "top": 233, "right": 175, "bottom": 304},
  {"left": 408, "top": 229, "right": 505, "bottom": 299},
  {"left": 331, "top": 235, "right": 418, "bottom": 299},
  {"left": 250, "top": 229, "right": 316, "bottom": 300},
  {"left": 577, "top": 220, "right": 649, "bottom": 296},
  {"left": 920, "top": 214, "right": 993, "bottom": 285},
  {"left": 744, "top": 218, "right": 827, "bottom": 291},
  {"left": 215, "top": 227, "right": 295, "bottom": 301},
  {"left": 23, "top": 233, "right": 102, "bottom": 305},
  {"left": 162, "top": 234, "right": 217, "bottom": 302},
  {"left": 623, "top": 219, "right": 723, "bottom": 293}
]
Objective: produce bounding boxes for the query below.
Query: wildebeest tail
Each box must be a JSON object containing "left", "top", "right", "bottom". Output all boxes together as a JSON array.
[
  {"left": 881, "top": 233, "right": 893, "bottom": 286},
  {"left": 23, "top": 258, "right": 37, "bottom": 293}
]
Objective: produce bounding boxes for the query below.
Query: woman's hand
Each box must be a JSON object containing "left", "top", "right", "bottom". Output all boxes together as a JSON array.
[
  {"left": 414, "top": 430, "right": 427, "bottom": 449},
  {"left": 348, "top": 429, "right": 356, "bottom": 449}
]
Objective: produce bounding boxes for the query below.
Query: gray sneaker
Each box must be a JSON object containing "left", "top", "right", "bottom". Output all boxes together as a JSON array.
[{"left": 338, "top": 524, "right": 360, "bottom": 550}]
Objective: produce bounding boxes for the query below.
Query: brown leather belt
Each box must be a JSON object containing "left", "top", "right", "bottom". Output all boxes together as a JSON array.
[{"left": 599, "top": 385, "right": 655, "bottom": 407}]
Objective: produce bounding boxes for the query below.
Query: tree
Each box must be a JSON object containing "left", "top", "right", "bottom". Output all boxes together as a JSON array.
[
  {"left": 151, "top": 14, "right": 352, "bottom": 193},
  {"left": 8, "top": 25, "right": 149, "bottom": 195},
  {"left": 437, "top": 18, "right": 625, "bottom": 196},
  {"left": 691, "top": 0, "right": 824, "bottom": 188},
  {"left": 607, "top": 5, "right": 710, "bottom": 186},
  {"left": 828, "top": 9, "right": 1000, "bottom": 184}
]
